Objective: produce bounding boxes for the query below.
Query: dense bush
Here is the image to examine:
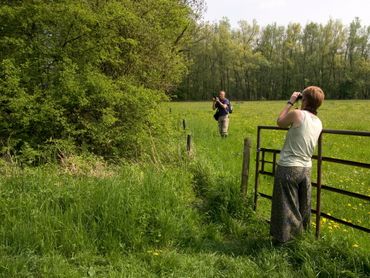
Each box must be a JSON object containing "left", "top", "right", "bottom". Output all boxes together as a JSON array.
[{"left": 0, "top": 0, "right": 202, "bottom": 163}]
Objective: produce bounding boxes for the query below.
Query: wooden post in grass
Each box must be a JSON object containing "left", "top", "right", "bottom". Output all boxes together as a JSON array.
[
  {"left": 186, "top": 134, "right": 192, "bottom": 154},
  {"left": 182, "top": 119, "right": 186, "bottom": 130},
  {"left": 241, "top": 137, "right": 252, "bottom": 198}
]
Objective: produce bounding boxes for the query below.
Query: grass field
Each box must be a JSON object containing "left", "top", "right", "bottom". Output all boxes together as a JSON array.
[
  {"left": 171, "top": 100, "right": 370, "bottom": 243},
  {"left": 0, "top": 100, "right": 369, "bottom": 277}
]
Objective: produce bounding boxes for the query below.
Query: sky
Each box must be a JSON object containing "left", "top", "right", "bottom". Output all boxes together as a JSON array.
[{"left": 203, "top": 0, "right": 370, "bottom": 28}]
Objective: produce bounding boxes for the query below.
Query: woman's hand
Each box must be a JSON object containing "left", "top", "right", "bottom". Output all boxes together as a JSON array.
[
  {"left": 277, "top": 91, "right": 303, "bottom": 128},
  {"left": 289, "top": 92, "right": 302, "bottom": 104}
]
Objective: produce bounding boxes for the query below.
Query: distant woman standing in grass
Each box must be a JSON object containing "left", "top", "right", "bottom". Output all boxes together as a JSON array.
[{"left": 270, "top": 86, "right": 325, "bottom": 244}]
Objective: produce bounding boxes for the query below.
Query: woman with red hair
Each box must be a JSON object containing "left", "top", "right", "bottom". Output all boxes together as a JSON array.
[{"left": 270, "top": 86, "right": 325, "bottom": 244}]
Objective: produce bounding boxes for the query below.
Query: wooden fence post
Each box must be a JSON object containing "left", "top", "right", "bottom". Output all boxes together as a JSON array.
[
  {"left": 182, "top": 119, "right": 186, "bottom": 130},
  {"left": 186, "top": 134, "right": 192, "bottom": 154},
  {"left": 241, "top": 137, "right": 252, "bottom": 198}
]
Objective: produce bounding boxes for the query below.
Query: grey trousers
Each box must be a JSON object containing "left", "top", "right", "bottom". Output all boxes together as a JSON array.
[
  {"left": 270, "top": 165, "right": 312, "bottom": 243},
  {"left": 218, "top": 115, "right": 229, "bottom": 137}
]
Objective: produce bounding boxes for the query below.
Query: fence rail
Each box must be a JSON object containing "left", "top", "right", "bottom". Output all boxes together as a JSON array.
[{"left": 254, "top": 126, "right": 370, "bottom": 238}]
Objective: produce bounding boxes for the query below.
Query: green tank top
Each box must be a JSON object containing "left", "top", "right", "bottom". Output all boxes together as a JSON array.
[{"left": 278, "top": 110, "right": 322, "bottom": 167}]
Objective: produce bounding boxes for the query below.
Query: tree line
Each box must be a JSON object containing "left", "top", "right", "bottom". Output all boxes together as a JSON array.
[{"left": 177, "top": 18, "right": 370, "bottom": 100}]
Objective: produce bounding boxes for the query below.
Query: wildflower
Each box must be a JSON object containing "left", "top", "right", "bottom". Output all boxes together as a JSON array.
[{"left": 147, "top": 250, "right": 160, "bottom": 256}]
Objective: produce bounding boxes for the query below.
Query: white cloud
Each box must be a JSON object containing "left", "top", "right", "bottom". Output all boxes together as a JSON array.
[{"left": 204, "top": 0, "right": 370, "bottom": 28}]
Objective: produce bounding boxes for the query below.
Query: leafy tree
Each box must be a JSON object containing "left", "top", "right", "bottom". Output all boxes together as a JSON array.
[{"left": 0, "top": 0, "right": 203, "bottom": 163}]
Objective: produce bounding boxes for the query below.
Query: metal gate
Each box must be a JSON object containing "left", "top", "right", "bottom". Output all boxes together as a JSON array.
[{"left": 253, "top": 126, "right": 370, "bottom": 238}]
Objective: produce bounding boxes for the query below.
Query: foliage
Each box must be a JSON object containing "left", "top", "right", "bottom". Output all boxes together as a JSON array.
[
  {"left": 178, "top": 18, "right": 370, "bottom": 100},
  {"left": 0, "top": 0, "right": 202, "bottom": 163}
]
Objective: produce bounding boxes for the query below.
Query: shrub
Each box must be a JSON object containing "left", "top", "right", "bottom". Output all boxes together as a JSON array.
[{"left": 0, "top": 0, "right": 198, "bottom": 163}]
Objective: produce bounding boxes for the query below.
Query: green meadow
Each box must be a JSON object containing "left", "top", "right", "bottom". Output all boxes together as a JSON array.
[
  {"left": 0, "top": 100, "right": 369, "bottom": 277},
  {"left": 173, "top": 100, "right": 370, "bottom": 244}
]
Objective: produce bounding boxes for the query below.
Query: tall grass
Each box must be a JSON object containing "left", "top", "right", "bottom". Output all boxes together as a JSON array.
[
  {"left": 1, "top": 163, "right": 368, "bottom": 277},
  {"left": 0, "top": 100, "right": 369, "bottom": 277}
]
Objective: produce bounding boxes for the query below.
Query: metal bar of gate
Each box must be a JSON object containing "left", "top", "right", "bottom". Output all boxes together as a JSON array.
[
  {"left": 272, "top": 152, "right": 276, "bottom": 176},
  {"left": 261, "top": 150, "right": 265, "bottom": 173},
  {"left": 254, "top": 127, "right": 261, "bottom": 211},
  {"left": 259, "top": 148, "right": 370, "bottom": 169},
  {"left": 311, "top": 183, "right": 370, "bottom": 201},
  {"left": 256, "top": 126, "right": 370, "bottom": 137},
  {"left": 315, "top": 133, "right": 323, "bottom": 238},
  {"left": 254, "top": 126, "right": 370, "bottom": 237},
  {"left": 259, "top": 170, "right": 370, "bottom": 201},
  {"left": 258, "top": 193, "right": 370, "bottom": 233},
  {"left": 322, "top": 129, "right": 370, "bottom": 136}
]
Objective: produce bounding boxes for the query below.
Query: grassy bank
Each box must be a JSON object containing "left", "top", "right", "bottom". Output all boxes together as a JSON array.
[{"left": 0, "top": 164, "right": 368, "bottom": 277}]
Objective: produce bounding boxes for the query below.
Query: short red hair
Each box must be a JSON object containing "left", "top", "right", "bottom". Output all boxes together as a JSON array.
[{"left": 302, "top": 86, "right": 325, "bottom": 115}]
